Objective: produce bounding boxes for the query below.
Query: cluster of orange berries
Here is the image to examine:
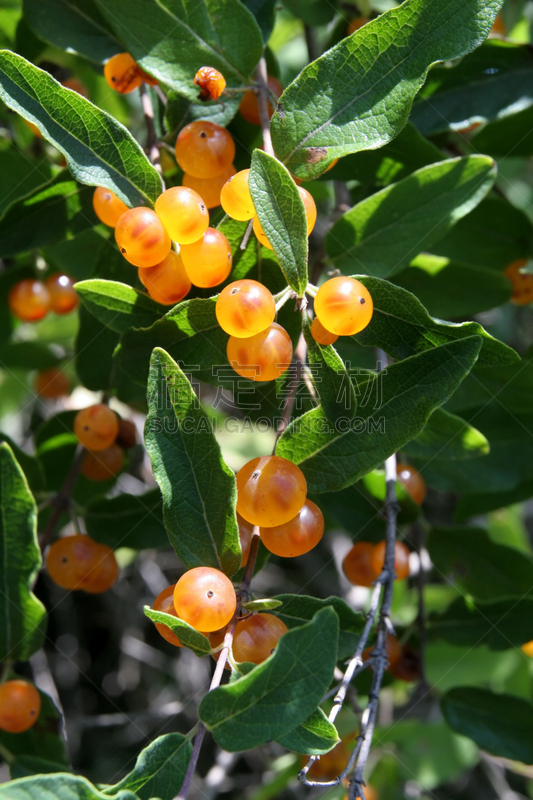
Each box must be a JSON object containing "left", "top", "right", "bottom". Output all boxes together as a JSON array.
[
  {"left": 46, "top": 534, "right": 118, "bottom": 594},
  {"left": 73, "top": 403, "right": 135, "bottom": 483},
  {"left": 0, "top": 679, "right": 41, "bottom": 734},
  {"left": 8, "top": 274, "right": 78, "bottom": 323},
  {"left": 104, "top": 52, "right": 158, "bottom": 94}
]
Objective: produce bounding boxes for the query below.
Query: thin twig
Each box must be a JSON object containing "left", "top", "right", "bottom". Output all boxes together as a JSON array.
[
  {"left": 256, "top": 58, "right": 274, "bottom": 157},
  {"left": 273, "top": 333, "right": 307, "bottom": 451},
  {"left": 140, "top": 83, "right": 164, "bottom": 183},
  {"left": 39, "top": 447, "right": 86, "bottom": 550},
  {"left": 413, "top": 522, "right": 427, "bottom": 687},
  {"left": 240, "top": 219, "right": 254, "bottom": 250},
  {"left": 304, "top": 24, "right": 318, "bottom": 62}
]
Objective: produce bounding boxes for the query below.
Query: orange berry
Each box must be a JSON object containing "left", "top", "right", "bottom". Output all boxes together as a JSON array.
[
  {"left": 232, "top": 613, "right": 288, "bottom": 663},
  {"left": 521, "top": 640, "right": 533, "bottom": 657},
  {"left": 74, "top": 404, "right": 119, "bottom": 451},
  {"left": 237, "top": 513, "right": 254, "bottom": 568},
  {"left": 342, "top": 542, "right": 379, "bottom": 587},
  {"left": 115, "top": 207, "right": 171, "bottom": 268},
  {"left": 310, "top": 316, "right": 338, "bottom": 346},
  {"left": 137, "top": 66, "right": 158, "bottom": 86},
  {"left": 180, "top": 227, "right": 232, "bottom": 288},
  {"left": 347, "top": 17, "right": 369, "bottom": 34},
  {"left": 182, "top": 164, "right": 236, "bottom": 210},
  {"left": 253, "top": 186, "right": 316, "bottom": 249},
  {"left": 8, "top": 279, "right": 50, "bottom": 322},
  {"left": 45, "top": 273, "right": 79, "bottom": 314},
  {"left": 260, "top": 499, "right": 324, "bottom": 558},
  {"left": 239, "top": 75, "right": 283, "bottom": 126},
  {"left": 0, "top": 680, "right": 41, "bottom": 734},
  {"left": 227, "top": 321, "right": 293, "bottom": 382},
  {"left": 216, "top": 279, "right": 275, "bottom": 338},
  {"left": 46, "top": 534, "right": 118, "bottom": 593},
  {"left": 138, "top": 251, "right": 191, "bottom": 305},
  {"left": 324, "top": 158, "right": 339, "bottom": 173},
  {"left": 81, "top": 443, "right": 124, "bottom": 482},
  {"left": 314, "top": 276, "right": 373, "bottom": 336},
  {"left": 504, "top": 259, "right": 533, "bottom": 305},
  {"left": 397, "top": 463, "right": 426, "bottom": 505},
  {"left": 93, "top": 186, "right": 129, "bottom": 228},
  {"left": 362, "top": 634, "right": 402, "bottom": 669},
  {"left": 154, "top": 186, "right": 209, "bottom": 244},
  {"left": 115, "top": 418, "right": 136, "bottom": 449},
  {"left": 152, "top": 584, "right": 183, "bottom": 647},
  {"left": 104, "top": 52, "right": 143, "bottom": 94},
  {"left": 194, "top": 66, "right": 226, "bottom": 101},
  {"left": 236, "top": 455, "right": 307, "bottom": 528},
  {"left": 175, "top": 120, "right": 235, "bottom": 179},
  {"left": 61, "top": 77, "right": 89, "bottom": 98},
  {"left": 491, "top": 12, "right": 506, "bottom": 36},
  {"left": 173, "top": 567, "right": 236, "bottom": 633},
  {"left": 220, "top": 169, "right": 255, "bottom": 221},
  {"left": 389, "top": 645, "right": 421, "bottom": 682},
  {"left": 371, "top": 541, "right": 410, "bottom": 581},
  {"left": 35, "top": 367, "right": 69, "bottom": 399}
]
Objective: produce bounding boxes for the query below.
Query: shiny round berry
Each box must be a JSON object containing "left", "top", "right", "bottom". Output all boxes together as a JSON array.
[
  {"left": 236, "top": 455, "right": 307, "bottom": 528},
  {"left": 342, "top": 542, "right": 379, "bottom": 587},
  {"left": 232, "top": 613, "right": 288, "bottom": 664},
  {"left": 93, "top": 186, "right": 129, "bottom": 228},
  {"left": 260, "top": 500, "right": 324, "bottom": 558},
  {"left": 504, "top": 259, "right": 533, "bottom": 305},
  {"left": 104, "top": 52, "right": 143, "bottom": 94},
  {"left": 115, "top": 207, "right": 171, "bottom": 268},
  {"left": 154, "top": 186, "right": 209, "bottom": 245},
  {"left": 310, "top": 317, "right": 338, "bottom": 346},
  {"left": 239, "top": 75, "right": 283, "bottom": 125},
  {"left": 347, "top": 17, "right": 369, "bottom": 34},
  {"left": 35, "top": 367, "right": 69, "bottom": 399},
  {"left": 194, "top": 66, "right": 226, "bottom": 101},
  {"left": 227, "top": 322, "right": 292, "bottom": 382},
  {"left": 362, "top": 634, "right": 402, "bottom": 669},
  {"left": 237, "top": 513, "right": 254, "bottom": 568},
  {"left": 521, "top": 640, "right": 533, "bottom": 657},
  {"left": 46, "top": 534, "right": 118, "bottom": 593},
  {"left": 138, "top": 251, "right": 191, "bottom": 305},
  {"left": 180, "top": 227, "right": 232, "bottom": 288},
  {"left": 220, "top": 169, "right": 255, "bottom": 221},
  {"left": 173, "top": 567, "right": 236, "bottom": 633},
  {"left": 61, "top": 77, "right": 89, "bottom": 98},
  {"left": 253, "top": 186, "right": 316, "bottom": 249},
  {"left": 175, "top": 120, "right": 235, "bottom": 179},
  {"left": 216, "top": 279, "right": 275, "bottom": 338},
  {"left": 182, "top": 164, "right": 236, "bottom": 210},
  {"left": 81, "top": 443, "right": 124, "bottom": 482},
  {"left": 314, "top": 276, "right": 373, "bottom": 336},
  {"left": 74, "top": 404, "right": 119, "bottom": 451},
  {"left": 116, "top": 418, "right": 137, "bottom": 449},
  {"left": 397, "top": 463, "right": 426, "bottom": 505},
  {"left": 389, "top": 645, "right": 421, "bottom": 682},
  {"left": 45, "top": 273, "right": 79, "bottom": 314},
  {"left": 371, "top": 541, "right": 410, "bottom": 581},
  {"left": 9, "top": 279, "right": 50, "bottom": 322},
  {"left": 152, "top": 584, "right": 183, "bottom": 647},
  {"left": 0, "top": 680, "right": 41, "bottom": 734}
]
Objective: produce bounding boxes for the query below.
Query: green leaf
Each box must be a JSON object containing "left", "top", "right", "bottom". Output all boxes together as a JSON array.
[
  {"left": 242, "top": 598, "right": 283, "bottom": 612},
  {"left": 441, "top": 687, "right": 533, "bottom": 764},
  {"left": 0, "top": 690, "right": 68, "bottom": 774},
  {"left": 0, "top": 51, "right": 162, "bottom": 206},
  {"left": 241, "top": 0, "right": 276, "bottom": 42},
  {"left": 325, "top": 157, "right": 496, "bottom": 279},
  {"left": 429, "top": 596, "right": 533, "bottom": 650},
  {"left": 75, "top": 304, "right": 119, "bottom": 392},
  {"left": 428, "top": 526, "right": 533, "bottom": 601},
  {"left": 0, "top": 342, "right": 61, "bottom": 371},
  {"left": 105, "top": 733, "right": 192, "bottom": 799},
  {"left": 76, "top": 279, "right": 162, "bottom": 334},
  {"left": 145, "top": 348, "right": 241, "bottom": 575},
  {"left": 143, "top": 607, "right": 211, "bottom": 657},
  {"left": 471, "top": 103, "right": 533, "bottom": 158},
  {"left": 165, "top": 89, "right": 240, "bottom": 131},
  {"left": 0, "top": 775, "right": 138, "bottom": 800},
  {"left": 456, "top": 479, "right": 533, "bottom": 521},
  {"left": 0, "top": 434, "right": 44, "bottom": 494},
  {"left": 411, "top": 40, "right": 533, "bottom": 136},
  {"left": 276, "top": 338, "right": 482, "bottom": 493},
  {"left": 0, "top": 145, "right": 51, "bottom": 219},
  {"left": 271, "top": 594, "right": 363, "bottom": 661},
  {"left": 403, "top": 409, "right": 489, "bottom": 461},
  {"left": 199, "top": 607, "right": 339, "bottom": 751},
  {"left": 0, "top": 443, "right": 46, "bottom": 661},
  {"left": 84, "top": 491, "right": 168, "bottom": 550},
  {"left": 23, "top": 0, "right": 119, "bottom": 63},
  {"left": 249, "top": 149, "right": 308, "bottom": 296},
  {"left": 353, "top": 276, "right": 517, "bottom": 368},
  {"left": 94, "top": 0, "right": 263, "bottom": 98},
  {"left": 271, "top": 0, "right": 504, "bottom": 179},
  {"left": 282, "top": 0, "right": 337, "bottom": 25},
  {"left": 0, "top": 171, "right": 95, "bottom": 257},
  {"left": 275, "top": 708, "right": 339, "bottom": 755},
  {"left": 304, "top": 316, "right": 356, "bottom": 421},
  {"left": 392, "top": 254, "right": 513, "bottom": 318}
]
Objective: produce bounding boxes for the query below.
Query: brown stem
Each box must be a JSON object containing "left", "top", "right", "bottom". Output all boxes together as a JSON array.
[
  {"left": 39, "top": 447, "right": 86, "bottom": 550},
  {"left": 273, "top": 333, "right": 307, "bottom": 452},
  {"left": 240, "top": 219, "right": 254, "bottom": 251},
  {"left": 304, "top": 25, "right": 318, "bottom": 62},
  {"left": 256, "top": 58, "right": 274, "bottom": 157},
  {"left": 139, "top": 84, "right": 165, "bottom": 184},
  {"left": 413, "top": 522, "right": 428, "bottom": 686}
]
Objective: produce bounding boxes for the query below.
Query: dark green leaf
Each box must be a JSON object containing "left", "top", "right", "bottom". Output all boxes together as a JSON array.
[
  {"left": 0, "top": 775, "right": 138, "bottom": 800},
  {"left": 403, "top": 409, "right": 489, "bottom": 461},
  {"left": 276, "top": 338, "right": 482, "bottom": 493},
  {"left": 241, "top": 0, "right": 276, "bottom": 42},
  {"left": 455, "top": 479, "right": 533, "bottom": 521},
  {"left": 0, "top": 145, "right": 51, "bottom": 219},
  {"left": 0, "top": 691, "right": 68, "bottom": 773},
  {"left": 0, "top": 443, "right": 46, "bottom": 661},
  {"left": 0, "top": 341, "right": 61, "bottom": 371},
  {"left": 105, "top": 733, "right": 192, "bottom": 800},
  {"left": 165, "top": 89, "right": 240, "bottom": 131},
  {"left": 325, "top": 157, "right": 496, "bottom": 279},
  {"left": 0, "top": 51, "right": 162, "bottom": 206},
  {"left": 0, "top": 434, "right": 44, "bottom": 494},
  {"left": 282, "top": 0, "right": 337, "bottom": 25},
  {"left": 304, "top": 315, "right": 356, "bottom": 420},
  {"left": 271, "top": 0, "right": 504, "bottom": 179},
  {"left": 76, "top": 279, "right": 162, "bottom": 334},
  {"left": 75, "top": 304, "right": 119, "bottom": 392},
  {"left": 471, "top": 103, "right": 533, "bottom": 158},
  {"left": 199, "top": 607, "right": 338, "bottom": 751},
  {"left": 84, "top": 490, "right": 168, "bottom": 550},
  {"left": 144, "top": 607, "right": 211, "bottom": 657},
  {"left": 145, "top": 348, "right": 241, "bottom": 575},
  {"left": 441, "top": 687, "right": 533, "bottom": 763},
  {"left": 249, "top": 149, "right": 308, "bottom": 296},
  {"left": 23, "top": 0, "right": 119, "bottom": 63},
  {"left": 429, "top": 596, "right": 533, "bottom": 650},
  {"left": 275, "top": 708, "right": 339, "bottom": 755}
]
